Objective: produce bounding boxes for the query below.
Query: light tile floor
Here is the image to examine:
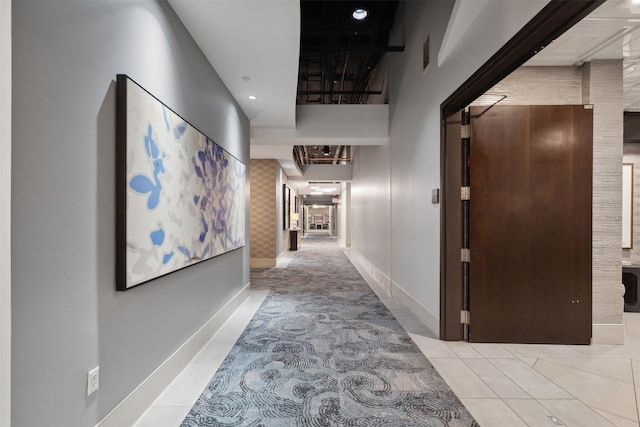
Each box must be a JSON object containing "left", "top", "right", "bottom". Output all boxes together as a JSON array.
[{"left": 135, "top": 279, "right": 640, "bottom": 427}]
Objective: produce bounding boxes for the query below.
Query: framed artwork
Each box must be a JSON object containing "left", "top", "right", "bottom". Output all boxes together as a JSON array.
[
  {"left": 282, "top": 184, "right": 290, "bottom": 230},
  {"left": 116, "top": 74, "right": 246, "bottom": 290},
  {"left": 623, "top": 163, "right": 634, "bottom": 249}
]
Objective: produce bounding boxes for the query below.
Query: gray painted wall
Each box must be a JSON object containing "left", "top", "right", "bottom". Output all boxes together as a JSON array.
[
  {"left": 1, "top": 1, "right": 11, "bottom": 425},
  {"left": 351, "top": 145, "right": 392, "bottom": 277},
  {"left": 351, "top": 0, "right": 551, "bottom": 326},
  {"left": 12, "top": 1, "right": 249, "bottom": 426}
]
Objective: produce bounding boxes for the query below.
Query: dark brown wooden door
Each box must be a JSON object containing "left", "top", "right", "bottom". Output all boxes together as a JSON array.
[{"left": 469, "top": 105, "right": 592, "bottom": 344}]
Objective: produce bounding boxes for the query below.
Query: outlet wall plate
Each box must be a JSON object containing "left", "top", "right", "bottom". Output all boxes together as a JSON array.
[{"left": 87, "top": 366, "right": 99, "bottom": 396}]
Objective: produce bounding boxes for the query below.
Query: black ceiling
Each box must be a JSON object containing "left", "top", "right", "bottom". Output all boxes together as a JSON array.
[
  {"left": 295, "top": 0, "right": 399, "bottom": 165},
  {"left": 297, "top": 0, "right": 399, "bottom": 106}
]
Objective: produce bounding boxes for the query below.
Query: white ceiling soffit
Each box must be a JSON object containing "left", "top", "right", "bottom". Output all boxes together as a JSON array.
[
  {"left": 168, "top": 0, "right": 300, "bottom": 128},
  {"left": 251, "top": 105, "right": 390, "bottom": 147},
  {"left": 437, "top": 0, "right": 549, "bottom": 68},
  {"left": 438, "top": 0, "right": 491, "bottom": 66},
  {"left": 526, "top": 0, "right": 640, "bottom": 110},
  {"left": 250, "top": 144, "right": 302, "bottom": 177},
  {"left": 249, "top": 104, "right": 388, "bottom": 176}
]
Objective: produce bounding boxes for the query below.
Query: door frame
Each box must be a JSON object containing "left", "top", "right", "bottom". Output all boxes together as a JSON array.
[{"left": 439, "top": 0, "right": 604, "bottom": 340}]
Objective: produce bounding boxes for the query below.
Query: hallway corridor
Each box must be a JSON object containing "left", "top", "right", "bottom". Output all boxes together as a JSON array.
[{"left": 136, "top": 238, "right": 640, "bottom": 426}]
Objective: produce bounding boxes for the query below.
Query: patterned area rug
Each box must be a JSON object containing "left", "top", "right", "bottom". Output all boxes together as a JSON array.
[{"left": 182, "top": 236, "right": 479, "bottom": 426}]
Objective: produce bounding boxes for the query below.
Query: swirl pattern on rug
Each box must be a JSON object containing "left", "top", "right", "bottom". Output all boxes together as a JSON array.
[{"left": 182, "top": 236, "right": 479, "bottom": 426}]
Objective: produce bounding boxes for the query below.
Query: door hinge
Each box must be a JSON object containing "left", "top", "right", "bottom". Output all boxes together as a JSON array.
[
  {"left": 461, "top": 248, "right": 470, "bottom": 263},
  {"left": 461, "top": 310, "right": 470, "bottom": 324},
  {"left": 461, "top": 187, "right": 470, "bottom": 200},
  {"left": 461, "top": 124, "right": 470, "bottom": 139}
]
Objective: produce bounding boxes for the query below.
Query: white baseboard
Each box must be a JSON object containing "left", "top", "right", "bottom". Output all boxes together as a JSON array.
[
  {"left": 344, "top": 249, "right": 439, "bottom": 338},
  {"left": 96, "top": 283, "right": 251, "bottom": 427},
  {"left": 592, "top": 323, "right": 624, "bottom": 344},
  {"left": 343, "top": 250, "right": 391, "bottom": 298},
  {"left": 390, "top": 281, "right": 439, "bottom": 338}
]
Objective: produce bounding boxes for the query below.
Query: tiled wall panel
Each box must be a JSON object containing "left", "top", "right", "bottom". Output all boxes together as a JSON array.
[
  {"left": 584, "top": 60, "right": 624, "bottom": 325},
  {"left": 482, "top": 66, "right": 583, "bottom": 105}
]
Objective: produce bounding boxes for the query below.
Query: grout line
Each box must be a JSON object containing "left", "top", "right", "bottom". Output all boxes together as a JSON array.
[
  {"left": 460, "top": 358, "right": 532, "bottom": 400},
  {"left": 632, "top": 357, "right": 640, "bottom": 424},
  {"left": 540, "top": 356, "right": 635, "bottom": 385},
  {"left": 595, "top": 406, "right": 640, "bottom": 425},
  {"left": 529, "top": 358, "right": 633, "bottom": 423}
]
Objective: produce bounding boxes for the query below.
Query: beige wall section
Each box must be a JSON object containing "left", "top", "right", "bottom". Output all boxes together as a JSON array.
[
  {"left": 482, "top": 62, "right": 624, "bottom": 341},
  {"left": 583, "top": 60, "right": 624, "bottom": 332},
  {"left": 250, "top": 159, "right": 278, "bottom": 267}
]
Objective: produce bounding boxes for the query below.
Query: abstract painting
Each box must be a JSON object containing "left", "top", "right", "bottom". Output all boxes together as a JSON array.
[
  {"left": 624, "top": 163, "right": 634, "bottom": 249},
  {"left": 116, "top": 74, "right": 246, "bottom": 290}
]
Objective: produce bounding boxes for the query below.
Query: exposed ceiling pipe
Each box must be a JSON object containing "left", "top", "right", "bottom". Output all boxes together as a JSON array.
[
  {"left": 303, "top": 46, "right": 405, "bottom": 53},
  {"left": 338, "top": 53, "right": 350, "bottom": 105},
  {"left": 297, "top": 90, "right": 382, "bottom": 95}
]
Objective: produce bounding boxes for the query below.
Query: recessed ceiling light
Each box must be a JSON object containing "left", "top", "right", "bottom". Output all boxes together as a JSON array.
[
  {"left": 352, "top": 8, "right": 368, "bottom": 20},
  {"left": 311, "top": 191, "right": 323, "bottom": 195},
  {"left": 242, "top": 76, "right": 250, "bottom": 81},
  {"left": 248, "top": 95, "right": 257, "bottom": 100}
]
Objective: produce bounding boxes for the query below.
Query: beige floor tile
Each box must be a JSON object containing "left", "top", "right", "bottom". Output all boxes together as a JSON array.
[
  {"left": 189, "top": 346, "right": 230, "bottom": 368},
  {"left": 133, "top": 406, "right": 191, "bottom": 427},
  {"left": 626, "top": 313, "right": 640, "bottom": 341},
  {"left": 489, "top": 358, "right": 571, "bottom": 399},
  {"left": 538, "top": 399, "right": 616, "bottom": 427},
  {"left": 153, "top": 362, "right": 219, "bottom": 407},
  {"left": 461, "top": 398, "right": 527, "bottom": 426},
  {"left": 625, "top": 335, "right": 640, "bottom": 351},
  {"left": 409, "top": 333, "right": 458, "bottom": 358},
  {"left": 539, "top": 357, "right": 633, "bottom": 384},
  {"left": 396, "top": 317, "right": 430, "bottom": 335},
  {"left": 573, "top": 344, "right": 640, "bottom": 359},
  {"left": 503, "top": 399, "right": 563, "bottom": 426},
  {"left": 470, "top": 343, "right": 516, "bottom": 359},
  {"left": 632, "top": 359, "right": 640, "bottom": 384},
  {"left": 534, "top": 359, "right": 638, "bottom": 421},
  {"left": 445, "top": 341, "right": 484, "bottom": 358},
  {"left": 518, "top": 357, "right": 539, "bottom": 367},
  {"left": 463, "top": 359, "right": 530, "bottom": 398},
  {"left": 430, "top": 358, "right": 497, "bottom": 398},
  {"left": 212, "top": 319, "right": 249, "bottom": 343},
  {"left": 594, "top": 409, "right": 640, "bottom": 427},
  {"left": 505, "top": 344, "right": 583, "bottom": 358}
]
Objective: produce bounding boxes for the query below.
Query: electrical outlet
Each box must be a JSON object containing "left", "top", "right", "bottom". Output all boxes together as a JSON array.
[{"left": 87, "top": 366, "right": 99, "bottom": 396}]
